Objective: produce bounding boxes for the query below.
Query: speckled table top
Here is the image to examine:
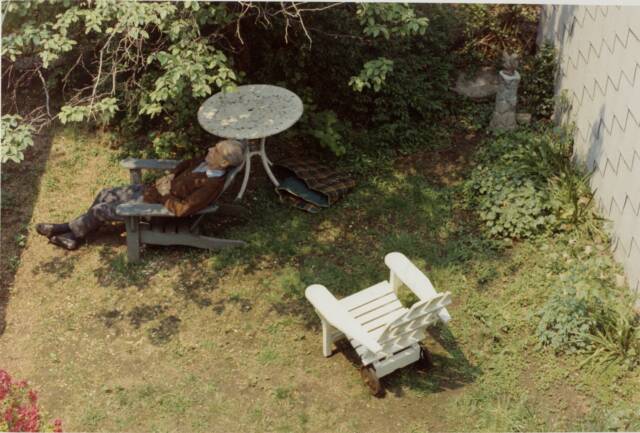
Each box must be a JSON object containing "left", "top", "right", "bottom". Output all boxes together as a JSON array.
[{"left": 197, "top": 84, "right": 304, "bottom": 139}]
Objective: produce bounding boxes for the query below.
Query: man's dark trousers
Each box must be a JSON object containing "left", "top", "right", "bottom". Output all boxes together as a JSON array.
[{"left": 69, "top": 185, "right": 144, "bottom": 238}]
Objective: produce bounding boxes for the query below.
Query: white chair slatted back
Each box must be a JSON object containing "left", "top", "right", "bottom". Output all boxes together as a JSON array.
[
  {"left": 385, "top": 252, "right": 452, "bottom": 323},
  {"left": 377, "top": 292, "right": 451, "bottom": 353}
]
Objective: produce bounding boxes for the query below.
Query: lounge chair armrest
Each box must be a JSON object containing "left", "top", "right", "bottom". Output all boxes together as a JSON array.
[
  {"left": 120, "top": 158, "right": 180, "bottom": 171},
  {"left": 305, "top": 284, "right": 383, "bottom": 354},
  {"left": 384, "top": 252, "right": 451, "bottom": 323},
  {"left": 116, "top": 203, "right": 176, "bottom": 217},
  {"left": 116, "top": 203, "right": 220, "bottom": 217}
]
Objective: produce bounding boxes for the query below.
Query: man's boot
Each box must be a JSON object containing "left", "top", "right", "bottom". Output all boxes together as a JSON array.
[
  {"left": 49, "top": 232, "right": 79, "bottom": 251},
  {"left": 36, "top": 223, "right": 71, "bottom": 238}
]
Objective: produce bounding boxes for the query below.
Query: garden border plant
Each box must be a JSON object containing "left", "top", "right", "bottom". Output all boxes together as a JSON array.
[
  {"left": 464, "top": 123, "right": 639, "bottom": 371},
  {"left": 463, "top": 124, "right": 602, "bottom": 240},
  {"left": 0, "top": 370, "right": 63, "bottom": 432}
]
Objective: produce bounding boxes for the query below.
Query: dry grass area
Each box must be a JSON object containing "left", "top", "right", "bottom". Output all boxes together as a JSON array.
[{"left": 1, "top": 127, "right": 639, "bottom": 432}]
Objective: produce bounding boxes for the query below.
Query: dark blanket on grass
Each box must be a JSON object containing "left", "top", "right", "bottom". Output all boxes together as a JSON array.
[{"left": 272, "top": 157, "right": 356, "bottom": 213}]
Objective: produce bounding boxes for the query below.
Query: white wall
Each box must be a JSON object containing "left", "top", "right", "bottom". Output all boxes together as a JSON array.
[{"left": 538, "top": 5, "right": 640, "bottom": 293}]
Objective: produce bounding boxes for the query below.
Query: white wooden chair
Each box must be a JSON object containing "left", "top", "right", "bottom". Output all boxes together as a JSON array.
[{"left": 305, "top": 252, "right": 452, "bottom": 396}]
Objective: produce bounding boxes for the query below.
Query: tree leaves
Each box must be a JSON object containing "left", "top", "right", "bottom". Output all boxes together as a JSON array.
[
  {"left": 0, "top": 115, "right": 35, "bottom": 164},
  {"left": 356, "top": 4, "right": 428, "bottom": 40},
  {"left": 349, "top": 57, "right": 394, "bottom": 92}
]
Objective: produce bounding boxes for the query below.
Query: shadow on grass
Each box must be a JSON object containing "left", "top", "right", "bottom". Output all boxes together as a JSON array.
[
  {"left": 334, "top": 324, "right": 481, "bottom": 397},
  {"left": 206, "top": 175, "right": 505, "bottom": 323},
  {"left": 391, "top": 325, "right": 482, "bottom": 396},
  {"left": 97, "top": 305, "right": 181, "bottom": 345},
  {"left": 85, "top": 166, "right": 505, "bottom": 351},
  {"left": 92, "top": 242, "right": 154, "bottom": 290},
  {"left": 33, "top": 255, "right": 81, "bottom": 280},
  {"left": 90, "top": 227, "right": 254, "bottom": 344},
  {"left": 0, "top": 131, "right": 55, "bottom": 336}
]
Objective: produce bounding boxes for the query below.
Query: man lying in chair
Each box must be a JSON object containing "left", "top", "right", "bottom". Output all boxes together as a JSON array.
[{"left": 35, "top": 139, "right": 245, "bottom": 250}]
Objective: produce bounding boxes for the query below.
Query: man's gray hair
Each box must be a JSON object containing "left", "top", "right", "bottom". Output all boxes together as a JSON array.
[{"left": 217, "top": 139, "right": 245, "bottom": 167}]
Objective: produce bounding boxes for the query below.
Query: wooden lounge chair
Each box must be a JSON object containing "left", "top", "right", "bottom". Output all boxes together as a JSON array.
[
  {"left": 305, "top": 252, "right": 452, "bottom": 396},
  {"left": 115, "top": 157, "right": 248, "bottom": 263}
]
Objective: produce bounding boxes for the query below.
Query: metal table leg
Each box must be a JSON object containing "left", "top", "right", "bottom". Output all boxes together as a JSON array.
[
  {"left": 234, "top": 137, "right": 280, "bottom": 201},
  {"left": 259, "top": 137, "right": 280, "bottom": 186},
  {"left": 236, "top": 148, "right": 252, "bottom": 201}
]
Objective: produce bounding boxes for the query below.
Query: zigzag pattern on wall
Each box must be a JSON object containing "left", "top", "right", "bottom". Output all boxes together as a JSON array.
[
  {"left": 592, "top": 149, "right": 640, "bottom": 179},
  {"left": 560, "top": 28, "right": 639, "bottom": 71},
  {"left": 606, "top": 191, "right": 640, "bottom": 220},
  {"left": 546, "top": 6, "right": 613, "bottom": 44},
  {"left": 612, "top": 236, "right": 640, "bottom": 260},
  {"left": 540, "top": 5, "right": 640, "bottom": 293},
  {"left": 575, "top": 108, "right": 640, "bottom": 142},
  {"left": 564, "top": 61, "right": 640, "bottom": 107},
  {"left": 569, "top": 61, "right": 640, "bottom": 106}
]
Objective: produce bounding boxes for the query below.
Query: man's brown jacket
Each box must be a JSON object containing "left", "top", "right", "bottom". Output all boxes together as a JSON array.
[{"left": 143, "top": 158, "right": 226, "bottom": 217}]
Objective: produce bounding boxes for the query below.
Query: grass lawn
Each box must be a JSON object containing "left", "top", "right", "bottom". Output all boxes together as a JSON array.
[{"left": 1, "top": 126, "right": 639, "bottom": 432}]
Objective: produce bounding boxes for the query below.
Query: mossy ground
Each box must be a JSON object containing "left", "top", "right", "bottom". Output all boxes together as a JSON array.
[{"left": 1, "top": 127, "right": 638, "bottom": 432}]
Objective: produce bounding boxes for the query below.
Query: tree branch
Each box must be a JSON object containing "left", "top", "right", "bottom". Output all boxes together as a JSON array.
[{"left": 36, "top": 68, "right": 52, "bottom": 119}]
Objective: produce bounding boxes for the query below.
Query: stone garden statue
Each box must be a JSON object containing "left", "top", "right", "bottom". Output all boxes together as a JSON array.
[
  {"left": 489, "top": 51, "right": 521, "bottom": 131},
  {"left": 502, "top": 52, "right": 519, "bottom": 76}
]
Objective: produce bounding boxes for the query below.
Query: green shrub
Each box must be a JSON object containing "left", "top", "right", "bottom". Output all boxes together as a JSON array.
[
  {"left": 246, "top": 4, "right": 460, "bottom": 162},
  {"left": 4, "top": 3, "right": 546, "bottom": 165},
  {"left": 520, "top": 43, "right": 557, "bottom": 120},
  {"left": 467, "top": 165, "right": 555, "bottom": 238},
  {"left": 464, "top": 126, "right": 600, "bottom": 239},
  {"left": 3, "top": 3, "right": 445, "bottom": 162},
  {"left": 0, "top": 115, "right": 35, "bottom": 164},
  {"left": 536, "top": 286, "right": 596, "bottom": 354},
  {"left": 536, "top": 253, "right": 640, "bottom": 369}
]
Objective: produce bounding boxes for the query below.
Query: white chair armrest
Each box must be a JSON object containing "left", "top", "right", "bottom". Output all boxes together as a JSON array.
[
  {"left": 384, "top": 252, "right": 451, "bottom": 323},
  {"left": 305, "top": 284, "right": 383, "bottom": 354}
]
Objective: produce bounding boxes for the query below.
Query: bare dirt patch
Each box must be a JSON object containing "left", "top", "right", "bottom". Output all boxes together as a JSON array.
[{"left": 394, "top": 131, "right": 484, "bottom": 186}]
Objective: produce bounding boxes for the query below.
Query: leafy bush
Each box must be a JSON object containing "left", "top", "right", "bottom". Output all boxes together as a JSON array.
[
  {"left": 464, "top": 126, "right": 600, "bottom": 239},
  {"left": 1, "top": 115, "right": 35, "bottom": 163},
  {"left": 536, "top": 286, "right": 596, "bottom": 354},
  {"left": 303, "top": 110, "right": 350, "bottom": 157},
  {"left": 349, "top": 57, "right": 394, "bottom": 92},
  {"left": 520, "top": 43, "right": 557, "bottom": 120},
  {"left": 3, "top": 3, "right": 545, "bottom": 165},
  {"left": 0, "top": 370, "right": 62, "bottom": 432},
  {"left": 2, "top": 2, "right": 433, "bottom": 162},
  {"left": 536, "top": 253, "right": 640, "bottom": 369},
  {"left": 2, "top": 1, "right": 239, "bottom": 159},
  {"left": 244, "top": 4, "right": 462, "bottom": 163},
  {"left": 356, "top": 3, "right": 429, "bottom": 40},
  {"left": 466, "top": 166, "right": 555, "bottom": 238}
]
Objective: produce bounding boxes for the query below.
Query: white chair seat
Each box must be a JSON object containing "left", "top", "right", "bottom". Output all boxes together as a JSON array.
[{"left": 339, "top": 281, "right": 409, "bottom": 360}]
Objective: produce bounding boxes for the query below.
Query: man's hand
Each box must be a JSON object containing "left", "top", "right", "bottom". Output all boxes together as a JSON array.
[{"left": 155, "top": 173, "right": 175, "bottom": 196}]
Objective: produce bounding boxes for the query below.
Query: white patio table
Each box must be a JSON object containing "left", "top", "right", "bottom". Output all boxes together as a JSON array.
[{"left": 197, "top": 84, "right": 304, "bottom": 200}]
